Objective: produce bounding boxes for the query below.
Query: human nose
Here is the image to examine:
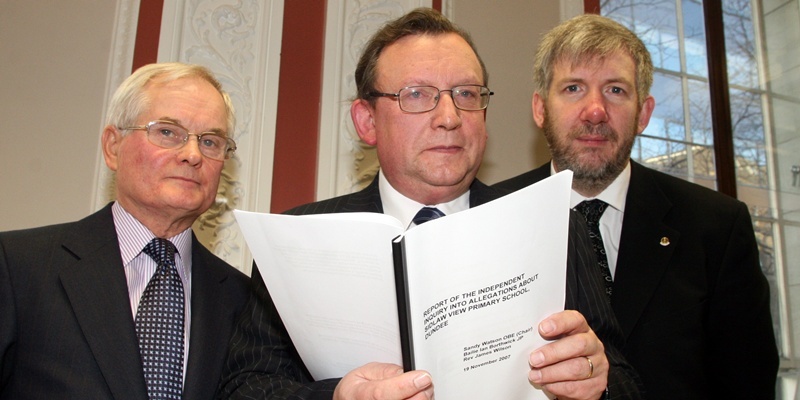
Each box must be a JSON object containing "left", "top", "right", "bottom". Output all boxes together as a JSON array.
[
  {"left": 178, "top": 135, "right": 204, "bottom": 166},
  {"left": 431, "top": 91, "right": 462, "bottom": 130},
  {"left": 580, "top": 90, "right": 609, "bottom": 125}
]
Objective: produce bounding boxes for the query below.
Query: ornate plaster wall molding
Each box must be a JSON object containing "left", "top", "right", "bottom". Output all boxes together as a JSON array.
[
  {"left": 93, "top": 0, "right": 140, "bottom": 211},
  {"left": 156, "top": 0, "right": 283, "bottom": 273}
]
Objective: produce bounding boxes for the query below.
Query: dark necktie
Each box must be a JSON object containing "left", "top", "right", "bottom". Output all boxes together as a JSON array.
[
  {"left": 575, "top": 200, "right": 613, "bottom": 298},
  {"left": 412, "top": 207, "right": 445, "bottom": 225},
  {"left": 136, "top": 238, "right": 184, "bottom": 399}
]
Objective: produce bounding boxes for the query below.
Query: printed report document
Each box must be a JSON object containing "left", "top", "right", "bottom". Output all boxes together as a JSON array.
[{"left": 234, "top": 171, "right": 572, "bottom": 399}]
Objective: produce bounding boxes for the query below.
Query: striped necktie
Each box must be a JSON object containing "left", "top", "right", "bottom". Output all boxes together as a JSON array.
[{"left": 412, "top": 207, "right": 446, "bottom": 225}]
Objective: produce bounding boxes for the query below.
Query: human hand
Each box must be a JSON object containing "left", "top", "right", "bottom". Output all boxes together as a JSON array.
[
  {"left": 528, "top": 310, "right": 607, "bottom": 400},
  {"left": 333, "top": 362, "right": 434, "bottom": 400}
]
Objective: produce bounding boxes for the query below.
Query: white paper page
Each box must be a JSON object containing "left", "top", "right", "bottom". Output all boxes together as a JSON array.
[
  {"left": 233, "top": 210, "right": 406, "bottom": 379},
  {"left": 400, "top": 171, "right": 572, "bottom": 400}
]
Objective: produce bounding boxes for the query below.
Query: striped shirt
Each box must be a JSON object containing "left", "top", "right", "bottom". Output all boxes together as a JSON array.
[{"left": 111, "top": 201, "right": 193, "bottom": 383}]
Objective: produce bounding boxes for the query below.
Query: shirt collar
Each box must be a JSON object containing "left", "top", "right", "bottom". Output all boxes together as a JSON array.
[
  {"left": 552, "top": 161, "right": 631, "bottom": 212},
  {"left": 378, "top": 170, "right": 470, "bottom": 229},
  {"left": 111, "top": 201, "right": 193, "bottom": 266}
]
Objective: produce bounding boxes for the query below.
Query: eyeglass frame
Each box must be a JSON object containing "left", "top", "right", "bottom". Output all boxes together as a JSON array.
[
  {"left": 119, "top": 120, "right": 237, "bottom": 160},
  {"left": 368, "top": 85, "right": 494, "bottom": 113}
]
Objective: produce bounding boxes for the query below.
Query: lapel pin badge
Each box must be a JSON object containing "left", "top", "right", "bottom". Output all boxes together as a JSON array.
[{"left": 660, "top": 237, "right": 670, "bottom": 246}]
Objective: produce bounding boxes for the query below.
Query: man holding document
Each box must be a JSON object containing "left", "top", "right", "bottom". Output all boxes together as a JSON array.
[{"left": 218, "top": 8, "right": 641, "bottom": 400}]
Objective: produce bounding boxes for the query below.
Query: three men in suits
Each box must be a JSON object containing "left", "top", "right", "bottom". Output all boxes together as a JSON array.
[
  {"left": 217, "top": 8, "right": 642, "bottom": 400},
  {"left": 494, "top": 14, "right": 779, "bottom": 399},
  {"left": 0, "top": 62, "right": 249, "bottom": 399}
]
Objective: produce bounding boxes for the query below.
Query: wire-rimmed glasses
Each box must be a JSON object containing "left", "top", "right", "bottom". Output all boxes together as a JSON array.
[
  {"left": 369, "top": 85, "right": 493, "bottom": 113},
  {"left": 120, "top": 120, "right": 236, "bottom": 160}
]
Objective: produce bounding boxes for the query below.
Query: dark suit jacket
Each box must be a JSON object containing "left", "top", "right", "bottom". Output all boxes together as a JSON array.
[
  {"left": 217, "top": 178, "right": 643, "bottom": 399},
  {"left": 494, "top": 161, "right": 779, "bottom": 399},
  {"left": 0, "top": 203, "right": 250, "bottom": 400}
]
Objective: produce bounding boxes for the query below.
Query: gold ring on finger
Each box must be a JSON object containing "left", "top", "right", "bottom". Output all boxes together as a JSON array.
[{"left": 585, "top": 356, "right": 593, "bottom": 379}]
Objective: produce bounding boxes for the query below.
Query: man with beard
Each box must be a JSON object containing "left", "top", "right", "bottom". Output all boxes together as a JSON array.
[{"left": 494, "top": 14, "right": 778, "bottom": 399}]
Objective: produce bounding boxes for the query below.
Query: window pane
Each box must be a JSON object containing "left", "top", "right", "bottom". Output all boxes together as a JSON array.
[
  {"left": 643, "top": 72, "right": 684, "bottom": 141},
  {"left": 763, "top": 0, "right": 800, "bottom": 98},
  {"left": 723, "top": 0, "right": 759, "bottom": 88},
  {"left": 602, "top": 0, "right": 681, "bottom": 72},
  {"left": 635, "top": 136, "right": 686, "bottom": 175},
  {"left": 681, "top": 0, "right": 708, "bottom": 77},
  {"left": 730, "top": 88, "right": 768, "bottom": 189},
  {"left": 687, "top": 78, "right": 712, "bottom": 146},
  {"left": 773, "top": 98, "right": 800, "bottom": 224}
]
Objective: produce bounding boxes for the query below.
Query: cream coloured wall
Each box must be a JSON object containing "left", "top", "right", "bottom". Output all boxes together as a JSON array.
[
  {"left": 0, "top": 0, "right": 121, "bottom": 231},
  {"left": 453, "top": 0, "right": 568, "bottom": 184}
]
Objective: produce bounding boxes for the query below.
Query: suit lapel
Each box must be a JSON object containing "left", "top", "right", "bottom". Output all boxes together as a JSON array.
[
  {"left": 58, "top": 205, "right": 148, "bottom": 399},
  {"left": 612, "top": 162, "right": 679, "bottom": 339},
  {"left": 468, "top": 179, "right": 503, "bottom": 207},
  {"left": 184, "top": 236, "right": 228, "bottom": 400},
  {"left": 531, "top": 163, "right": 552, "bottom": 182},
  {"left": 342, "top": 177, "right": 384, "bottom": 213}
]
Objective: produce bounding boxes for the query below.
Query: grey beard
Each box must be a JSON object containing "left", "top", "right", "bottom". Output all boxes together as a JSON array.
[{"left": 545, "top": 121, "right": 634, "bottom": 195}]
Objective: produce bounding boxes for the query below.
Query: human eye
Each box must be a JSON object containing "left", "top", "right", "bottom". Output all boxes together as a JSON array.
[
  {"left": 153, "top": 123, "right": 180, "bottom": 138},
  {"left": 457, "top": 86, "right": 477, "bottom": 97},
  {"left": 456, "top": 86, "right": 480, "bottom": 99},
  {"left": 565, "top": 84, "right": 580, "bottom": 93},
  {"left": 199, "top": 134, "right": 224, "bottom": 149},
  {"left": 609, "top": 86, "right": 624, "bottom": 95},
  {"left": 402, "top": 87, "right": 434, "bottom": 101},
  {"left": 605, "top": 84, "right": 634, "bottom": 101},
  {"left": 148, "top": 122, "right": 186, "bottom": 146}
]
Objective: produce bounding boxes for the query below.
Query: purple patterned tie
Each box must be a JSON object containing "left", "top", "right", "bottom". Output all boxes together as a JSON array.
[
  {"left": 575, "top": 200, "right": 613, "bottom": 298},
  {"left": 412, "top": 207, "right": 446, "bottom": 225},
  {"left": 136, "top": 238, "right": 184, "bottom": 399}
]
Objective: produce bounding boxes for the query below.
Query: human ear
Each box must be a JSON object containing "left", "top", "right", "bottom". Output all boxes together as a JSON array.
[
  {"left": 532, "top": 92, "right": 546, "bottom": 129},
  {"left": 351, "top": 99, "right": 378, "bottom": 146},
  {"left": 101, "top": 125, "right": 122, "bottom": 171},
  {"left": 636, "top": 95, "right": 656, "bottom": 134}
]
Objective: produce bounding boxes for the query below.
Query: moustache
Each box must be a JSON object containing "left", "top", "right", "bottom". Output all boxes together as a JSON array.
[{"left": 571, "top": 124, "right": 617, "bottom": 140}]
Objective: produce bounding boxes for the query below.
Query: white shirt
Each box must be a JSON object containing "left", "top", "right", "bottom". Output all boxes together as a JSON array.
[
  {"left": 555, "top": 162, "right": 631, "bottom": 278},
  {"left": 377, "top": 170, "right": 470, "bottom": 229},
  {"left": 112, "top": 201, "right": 192, "bottom": 382}
]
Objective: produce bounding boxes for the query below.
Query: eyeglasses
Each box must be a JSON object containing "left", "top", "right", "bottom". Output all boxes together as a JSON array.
[
  {"left": 120, "top": 120, "right": 237, "bottom": 161},
  {"left": 369, "top": 85, "right": 493, "bottom": 113}
]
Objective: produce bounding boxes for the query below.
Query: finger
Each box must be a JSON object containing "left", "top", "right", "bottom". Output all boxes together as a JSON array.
[
  {"left": 355, "top": 362, "right": 405, "bottom": 381},
  {"left": 540, "top": 377, "right": 607, "bottom": 400},
  {"left": 538, "top": 310, "right": 590, "bottom": 340},
  {"left": 405, "top": 385, "right": 435, "bottom": 400},
  {"left": 531, "top": 356, "right": 608, "bottom": 400},
  {"left": 361, "top": 370, "right": 432, "bottom": 399},
  {"left": 530, "top": 354, "right": 607, "bottom": 384},
  {"left": 337, "top": 364, "right": 433, "bottom": 400},
  {"left": 530, "top": 331, "right": 602, "bottom": 369}
]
